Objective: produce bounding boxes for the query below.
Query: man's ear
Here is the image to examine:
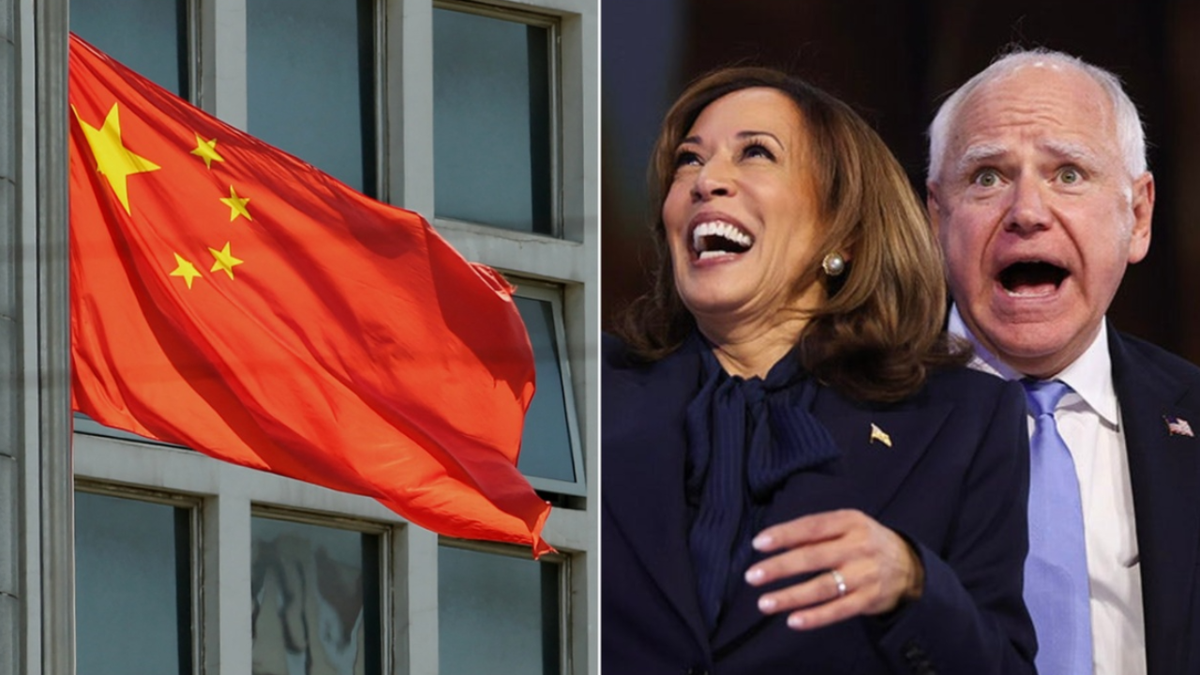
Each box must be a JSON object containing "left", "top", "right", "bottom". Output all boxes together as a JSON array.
[{"left": 1127, "top": 172, "right": 1154, "bottom": 264}]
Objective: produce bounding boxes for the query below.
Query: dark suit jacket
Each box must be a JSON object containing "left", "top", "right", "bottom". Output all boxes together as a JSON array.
[
  {"left": 1109, "top": 327, "right": 1200, "bottom": 675},
  {"left": 602, "top": 335, "right": 1037, "bottom": 674}
]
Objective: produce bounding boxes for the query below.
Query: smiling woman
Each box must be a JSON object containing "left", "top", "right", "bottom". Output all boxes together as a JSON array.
[{"left": 602, "top": 66, "right": 1039, "bottom": 674}]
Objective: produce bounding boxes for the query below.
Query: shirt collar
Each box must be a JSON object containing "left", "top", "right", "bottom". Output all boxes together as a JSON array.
[{"left": 947, "top": 304, "right": 1119, "bottom": 425}]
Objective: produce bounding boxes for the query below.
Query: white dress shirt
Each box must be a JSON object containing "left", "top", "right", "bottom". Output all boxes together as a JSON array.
[{"left": 949, "top": 306, "right": 1146, "bottom": 675}]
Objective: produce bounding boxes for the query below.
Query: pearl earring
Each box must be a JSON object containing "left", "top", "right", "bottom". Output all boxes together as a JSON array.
[{"left": 822, "top": 251, "right": 846, "bottom": 277}]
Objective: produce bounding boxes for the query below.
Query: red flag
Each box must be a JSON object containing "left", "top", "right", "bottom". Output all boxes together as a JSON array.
[{"left": 68, "top": 33, "right": 552, "bottom": 556}]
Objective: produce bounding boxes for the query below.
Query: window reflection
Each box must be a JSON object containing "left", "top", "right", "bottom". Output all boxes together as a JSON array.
[{"left": 251, "top": 517, "right": 381, "bottom": 675}]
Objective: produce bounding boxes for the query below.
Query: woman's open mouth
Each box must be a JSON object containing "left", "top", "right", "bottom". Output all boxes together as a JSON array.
[{"left": 691, "top": 220, "right": 754, "bottom": 260}]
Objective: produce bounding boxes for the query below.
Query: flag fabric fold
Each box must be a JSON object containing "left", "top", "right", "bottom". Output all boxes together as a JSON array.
[{"left": 68, "top": 33, "right": 552, "bottom": 556}]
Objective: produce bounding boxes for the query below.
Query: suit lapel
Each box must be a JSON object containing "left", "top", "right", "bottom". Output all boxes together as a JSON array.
[
  {"left": 711, "top": 387, "right": 954, "bottom": 652},
  {"left": 603, "top": 346, "right": 710, "bottom": 648},
  {"left": 1110, "top": 328, "right": 1200, "bottom": 672}
]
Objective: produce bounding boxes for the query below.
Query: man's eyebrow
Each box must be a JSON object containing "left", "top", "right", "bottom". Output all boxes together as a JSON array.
[
  {"left": 953, "top": 144, "right": 1006, "bottom": 174},
  {"left": 1043, "top": 140, "right": 1100, "bottom": 166}
]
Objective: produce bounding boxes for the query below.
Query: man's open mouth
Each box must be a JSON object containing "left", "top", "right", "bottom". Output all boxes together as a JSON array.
[
  {"left": 998, "top": 261, "right": 1068, "bottom": 297},
  {"left": 691, "top": 221, "right": 754, "bottom": 260}
]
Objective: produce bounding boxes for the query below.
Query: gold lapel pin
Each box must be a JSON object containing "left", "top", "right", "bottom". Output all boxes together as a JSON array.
[
  {"left": 870, "top": 423, "right": 892, "bottom": 447},
  {"left": 1165, "top": 415, "right": 1195, "bottom": 438}
]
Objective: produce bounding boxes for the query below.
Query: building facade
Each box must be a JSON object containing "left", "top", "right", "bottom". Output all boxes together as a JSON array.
[{"left": 2, "top": 0, "right": 597, "bottom": 673}]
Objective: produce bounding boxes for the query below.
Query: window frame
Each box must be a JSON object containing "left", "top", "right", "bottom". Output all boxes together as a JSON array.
[
  {"left": 511, "top": 278, "right": 586, "bottom": 497},
  {"left": 73, "top": 481, "right": 204, "bottom": 675},
  {"left": 249, "top": 504, "right": 394, "bottom": 675},
  {"left": 430, "top": 0, "right": 564, "bottom": 237},
  {"left": 437, "top": 538, "right": 574, "bottom": 675}
]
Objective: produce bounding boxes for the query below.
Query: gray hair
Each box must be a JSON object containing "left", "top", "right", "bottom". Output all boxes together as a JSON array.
[{"left": 927, "top": 48, "right": 1147, "bottom": 183}]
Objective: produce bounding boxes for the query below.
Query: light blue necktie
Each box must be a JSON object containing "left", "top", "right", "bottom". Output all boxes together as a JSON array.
[{"left": 1023, "top": 379, "right": 1094, "bottom": 675}]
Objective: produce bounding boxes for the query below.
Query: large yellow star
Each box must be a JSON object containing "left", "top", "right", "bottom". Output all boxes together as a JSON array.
[
  {"left": 169, "top": 253, "right": 202, "bottom": 289},
  {"left": 220, "top": 186, "right": 253, "bottom": 222},
  {"left": 73, "top": 103, "right": 161, "bottom": 214},
  {"left": 209, "top": 241, "right": 244, "bottom": 279},
  {"left": 190, "top": 134, "right": 224, "bottom": 169}
]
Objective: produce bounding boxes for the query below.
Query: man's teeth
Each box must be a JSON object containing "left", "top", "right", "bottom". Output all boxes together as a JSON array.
[{"left": 691, "top": 221, "right": 753, "bottom": 255}]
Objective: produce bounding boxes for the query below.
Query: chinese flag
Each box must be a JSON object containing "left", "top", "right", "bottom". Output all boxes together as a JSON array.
[{"left": 68, "top": 34, "right": 552, "bottom": 556}]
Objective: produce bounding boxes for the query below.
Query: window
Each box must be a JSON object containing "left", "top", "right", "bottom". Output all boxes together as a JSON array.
[
  {"left": 251, "top": 515, "right": 383, "bottom": 675},
  {"left": 433, "top": 3, "right": 558, "bottom": 235},
  {"left": 70, "top": 0, "right": 192, "bottom": 98},
  {"left": 514, "top": 282, "right": 584, "bottom": 496},
  {"left": 438, "top": 543, "right": 565, "bottom": 675},
  {"left": 75, "top": 489, "right": 196, "bottom": 675},
  {"left": 246, "top": 0, "right": 379, "bottom": 195}
]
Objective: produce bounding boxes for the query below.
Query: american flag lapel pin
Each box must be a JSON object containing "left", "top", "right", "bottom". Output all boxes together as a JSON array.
[
  {"left": 869, "top": 423, "right": 892, "bottom": 447},
  {"left": 1164, "top": 415, "right": 1195, "bottom": 438}
]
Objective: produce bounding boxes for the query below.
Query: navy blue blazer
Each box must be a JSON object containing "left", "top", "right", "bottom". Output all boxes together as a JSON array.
[
  {"left": 602, "top": 335, "right": 1036, "bottom": 674},
  {"left": 1109, "top": 327, "right": 1200, "bottom": 675}
]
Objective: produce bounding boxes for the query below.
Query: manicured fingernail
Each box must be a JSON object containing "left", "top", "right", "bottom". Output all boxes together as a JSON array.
[
  {"left": 752, "top": 534, "right": 773, "bottom": 550},
  {"left": 758, "top": 596, "right": 776, "bottom": 613},
  {"left": 787, "top": 614, "right": 805, "bottom": 629},
  {"left": 745, "top": 567, "right": 764, "bottom": 584}
]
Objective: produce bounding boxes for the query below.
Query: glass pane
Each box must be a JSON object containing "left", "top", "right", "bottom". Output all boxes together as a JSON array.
[
  {"left": 76, "top": 492, "right": 192, "bottom": 675},
  {"left": 439, "top": 547, "right": 561, "bottom": 675},
  {"left": 247, "top": 0, "right": 377, "bottom": 195},
  {"left": 434, "top": 8, "right": 553, "bottom": 234},
  {"left": 70, "top": 0, "right": 189, "bottom": 96},
  {"left": 515, "top": 296, "right": 575, "bottom": 483},
  {"left": 251, "top": 517, "right": 381, "bottom": 675}
]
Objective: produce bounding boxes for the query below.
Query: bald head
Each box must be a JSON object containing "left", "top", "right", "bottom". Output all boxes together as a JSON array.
[{"left": 927, "top": 49, "right": 1147, "bottom": 185}]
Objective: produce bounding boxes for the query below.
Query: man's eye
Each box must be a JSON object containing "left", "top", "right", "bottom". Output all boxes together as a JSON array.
[
  {"left": 973, "top": 169, "right": 1000, "bottom": 187},
  {"left": 1058, "top": 166, "right": 1082, "bottom": 184}
]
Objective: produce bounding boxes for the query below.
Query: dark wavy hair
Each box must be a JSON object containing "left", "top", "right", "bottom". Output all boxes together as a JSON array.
[{"left": 612, "top": 66, "right": 966, "bottom": 402}]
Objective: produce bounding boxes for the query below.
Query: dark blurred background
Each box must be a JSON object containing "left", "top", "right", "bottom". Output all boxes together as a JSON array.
[{"left": 602, "top": 0, "right": 1200, "bottom": 363}]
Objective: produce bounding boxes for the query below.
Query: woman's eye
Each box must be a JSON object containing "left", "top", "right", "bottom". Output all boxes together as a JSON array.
[
  {"left": 1058, "top": 166, "right": 1082, "bottom": 184},
  {"left": 674, "top": 151, "right": 701, "bottom": 168},
  {"left": 743, "top": 143, "right": 775, "bottom": 161},
  {"left": 973, "top": 169, "right": 1001, "bottom": 188}
]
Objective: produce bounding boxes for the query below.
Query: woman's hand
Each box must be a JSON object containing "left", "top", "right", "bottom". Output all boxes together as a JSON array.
[{"left": 744, "top": 509, "right": 925, "bottom": 631}]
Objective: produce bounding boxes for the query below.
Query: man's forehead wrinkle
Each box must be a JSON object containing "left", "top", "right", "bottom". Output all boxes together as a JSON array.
[{"left": 947, "top": 84, "right": 1116, "bottom": 168}]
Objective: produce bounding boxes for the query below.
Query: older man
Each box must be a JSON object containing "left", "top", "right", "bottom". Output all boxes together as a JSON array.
[{"left": 927, "top": 49, "right": 1200, "bottom": 675}]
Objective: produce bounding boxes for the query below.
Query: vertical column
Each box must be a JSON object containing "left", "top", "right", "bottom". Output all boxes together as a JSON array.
[
  {"left": 385, "top": 0, "right": 435, "bottom": 216},
  {"left": 33, "top": 0, "right": 72, "bottom": 671},
  {"left": 0, "top": 1, "right": 22, "bottom": 672},
  {"left": 393, "top": 525, "right": 438, "bottom": 675},
  {"left": 3, "top": 0, "right": 72, "bottom": 674},
  {"left": 200, "top": 0, "right": 247, "bottom": 128},
  {"left": 202, "top": 493, "right": 253, "bottom": 675}
]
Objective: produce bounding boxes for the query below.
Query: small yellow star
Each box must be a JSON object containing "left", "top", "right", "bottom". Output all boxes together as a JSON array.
[
  {"left": 220, "top": 186, "right": 252, "bottom": 222},
  {"left": 209, "top": 241, "right": 244, "bottom": 279},
  {"left": 169, "top": 253, "right": 202, "bottom": 289},
  {"left": 190, "top": 134, "right": 224, "bottom": 169},
  {"left": 73, "top": 103, "right": 161, "bottom": 214}
]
